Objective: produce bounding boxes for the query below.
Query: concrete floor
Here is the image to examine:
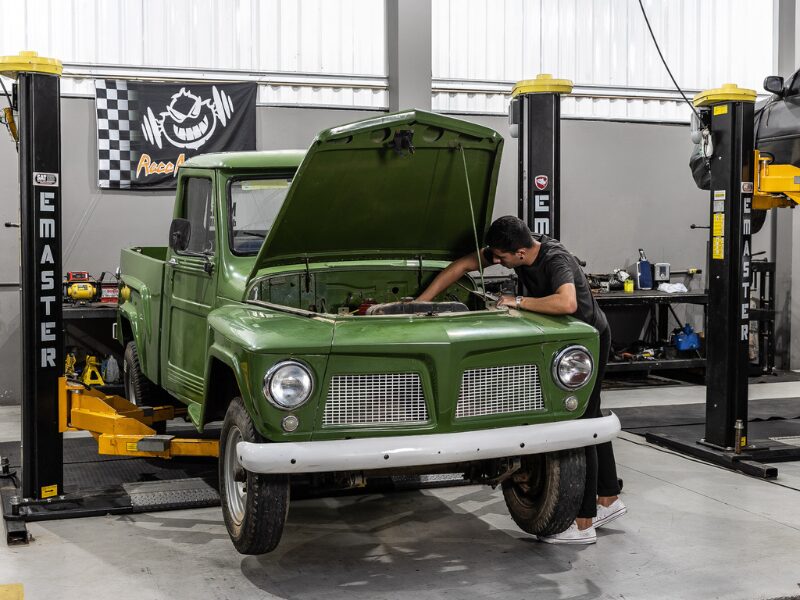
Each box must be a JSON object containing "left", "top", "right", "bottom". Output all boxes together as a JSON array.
[{"left": 2, "top": 383, "right": 800, "bottom": 600}]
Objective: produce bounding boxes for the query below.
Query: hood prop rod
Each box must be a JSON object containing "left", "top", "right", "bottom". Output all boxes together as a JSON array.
[{"left": 458, "top": 145, "right": 487, "bottom": 304}]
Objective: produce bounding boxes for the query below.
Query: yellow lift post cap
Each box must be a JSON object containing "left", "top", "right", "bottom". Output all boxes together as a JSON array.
[
  {"left": 512, "top": 74, "right": 573, "bottom": 97},
  {"left": 0, "top": 51, "right": 63, "bottom": 79},
  {"left": 693, "top": 83, "right": 756, "bottom": 107}
]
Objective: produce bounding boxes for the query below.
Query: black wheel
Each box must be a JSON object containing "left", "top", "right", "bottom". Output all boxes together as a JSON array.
[
  {"left": 219, "top": 397, "right": 289, "bottom": 555},
  {"left": 502, "top": 449, "right": 586, "bottom": 536},
  {"left": 123, "top": 341, "right": 166, "bottom": 434}
]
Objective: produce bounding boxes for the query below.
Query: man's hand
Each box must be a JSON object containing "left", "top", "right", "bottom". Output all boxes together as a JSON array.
[
  {"left": 496, "top": 295, "right": 517, "bottom": 308},
  {"left": 501, "top": 284, "right": 577, "bottom": 315}
]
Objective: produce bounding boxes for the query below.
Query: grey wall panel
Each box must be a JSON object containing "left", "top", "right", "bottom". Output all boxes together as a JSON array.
[
  {"left": 255, "top": 107, "right": 377, "bottom": 149},
  {"left": 0, "top": 290, "right": 19, "bottom": 403},
  {"left": 60, "top": 100, "right": 175, "bottom": 275},
  {"left": 464, "top": 114, "right": 775, "bottom": 338},
  {"left": 55, "top": 100, "right": 378, "bottom": 276},
  {"left": 0, "top": 98, "right": 794, "bottom": 400},
  {"left": 0, "top": 100, "right": 21, "bottom": 401},
  {"left": 793, "top": 212, "right": 800, "bottom": 368},
  {"left": 467, "top": 115, "right": 721, "bottom": 274},
  {"left": 0, "top": 99, "right": 377, "bottom": 401}
]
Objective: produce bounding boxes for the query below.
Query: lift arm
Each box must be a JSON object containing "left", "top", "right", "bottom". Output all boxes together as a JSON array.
[
  {"left": 754, "top": 149, "right": 800, "bottom": 209},
  {"left": 58, "top": 379, "right": 219, "bottom": 459}
]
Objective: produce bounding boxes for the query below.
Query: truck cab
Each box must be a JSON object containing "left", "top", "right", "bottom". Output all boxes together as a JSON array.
[{"left": 118, "top": 151, "right": 303, "bottom": 425}]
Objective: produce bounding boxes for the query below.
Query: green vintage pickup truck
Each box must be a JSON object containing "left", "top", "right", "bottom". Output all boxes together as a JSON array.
[{"left": 116, "top": 110, "right": 620, "bottom": 554}]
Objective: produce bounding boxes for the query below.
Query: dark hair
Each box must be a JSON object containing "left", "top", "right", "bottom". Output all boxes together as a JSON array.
[{"left": 484, "top": 216, "right": 533, "bottom": 252}]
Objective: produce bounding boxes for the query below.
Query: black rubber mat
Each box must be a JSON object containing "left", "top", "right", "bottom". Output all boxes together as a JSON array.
[
  {"left": 0, "top": 430, "right": 222, "bottom": 525},
  {"left": 645, "top": 419, "right": 800, "bottom": 471},
  {"left": 0, "top": 436, "right": 218, "bottom": 494},
  {"left": 615, "top": 397, "right": 800, "bottom": 431},
  {"left": 616, "top": 397, "right": 800, "bottom": 470},
  {"left": 643, "top": 418, "right": 800, "bottom": 441},
  {"left": 0, "top": 432, "right": 461, "bottom": 524}
]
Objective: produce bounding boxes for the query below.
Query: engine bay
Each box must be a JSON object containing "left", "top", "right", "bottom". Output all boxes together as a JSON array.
[{"left": 248, "top": 266, "right": 487, "bottom": 315}]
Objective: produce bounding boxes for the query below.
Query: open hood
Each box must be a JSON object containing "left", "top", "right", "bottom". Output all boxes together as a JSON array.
[{"left": 249, "top": 110, "right": 503, "bottom": 275}]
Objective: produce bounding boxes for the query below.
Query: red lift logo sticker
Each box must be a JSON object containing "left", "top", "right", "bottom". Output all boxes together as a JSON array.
[{"left": 534, "top": 175, "right": 549, "bottom": 191}]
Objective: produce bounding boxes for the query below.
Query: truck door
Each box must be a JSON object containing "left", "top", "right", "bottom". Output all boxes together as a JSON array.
[{"left": 163, "top": 171, "right": 218, "bottom": 403}]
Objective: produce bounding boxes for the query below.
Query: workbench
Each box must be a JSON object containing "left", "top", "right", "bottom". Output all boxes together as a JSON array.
[
  {"left": 63, "top": 303, "right": 122, "bottom": 376},
  {"left": 594, "top": 289, "right": 708, "bottom": 373}
]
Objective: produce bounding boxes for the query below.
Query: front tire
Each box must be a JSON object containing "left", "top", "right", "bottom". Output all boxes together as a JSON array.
[
  {"left": 502, "top": 449, "right": 586, "bottom": 536},
  {"left": 219, "top": 397, "right": 289, "bottom": 555}
]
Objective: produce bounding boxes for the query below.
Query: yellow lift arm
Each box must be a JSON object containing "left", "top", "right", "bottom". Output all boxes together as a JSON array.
[
  {"left": 58, "top": 378, "right": 219, "bottom": 459},
  {"left": 754, "top": 150, "right": 800, "bottom": 210}
]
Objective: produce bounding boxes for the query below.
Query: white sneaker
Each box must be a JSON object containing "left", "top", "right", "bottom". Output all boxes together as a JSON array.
[
  {"left": 593, "top": 499, "right": 627, "bottom": 529},
  {"left": 538, "top": 522, "right": 596, "bottom": 545}
]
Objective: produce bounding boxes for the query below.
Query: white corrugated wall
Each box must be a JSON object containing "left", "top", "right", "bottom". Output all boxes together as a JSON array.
[
  {"left": 0, "top": 0, "right": 388, "bottom": 108},
  {"left": 0, "top": 0, "right": 774, "bottom": 120},
  {"left": 432, "top": 0, "right": 774, "bottom": 121}
]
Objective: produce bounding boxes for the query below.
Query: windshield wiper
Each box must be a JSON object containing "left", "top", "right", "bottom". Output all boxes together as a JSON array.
[{"left": 238, "top": 230, "right": 266, "bottom": 238}]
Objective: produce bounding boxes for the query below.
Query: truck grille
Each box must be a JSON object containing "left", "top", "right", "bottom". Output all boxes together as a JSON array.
[
  {"left": 323, "top": 373, "right": 429, "bottom": 426},
  {"left": 456, "top": 364, "right": 544, "bottom": 418}
]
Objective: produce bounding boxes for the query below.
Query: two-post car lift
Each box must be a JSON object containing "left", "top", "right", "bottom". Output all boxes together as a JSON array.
[
  {"left": 0, "top": 53, "right": 219, "bottom": 544},
  {"left": 509, "top": 76, "right": 800, "bottom": 477},
  {"left": 642, "top": 84, "right": 800, "bottom": 476}
]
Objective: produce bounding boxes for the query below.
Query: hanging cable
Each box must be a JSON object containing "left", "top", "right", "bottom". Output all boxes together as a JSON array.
[
  {"left": 458, "top": 144, "right": 487, "bottom": 302},
  {"left": 637, "top": 0, "right": 702, "bottom": 122}
]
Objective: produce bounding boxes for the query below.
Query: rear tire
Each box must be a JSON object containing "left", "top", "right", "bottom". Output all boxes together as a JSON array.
[
  {"left": 502, "top": 449, "right": 586, "bottom": 536},
  {"left": 219, "top": 397, "right": 289, "bottom": 555},
  {"left": 123, "top": 341, "right": 166, "bottom": 434}
]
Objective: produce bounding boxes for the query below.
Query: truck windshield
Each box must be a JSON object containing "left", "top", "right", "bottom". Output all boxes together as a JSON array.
[{"left": 229, "top": 178, "right": 292, "bottom": 255}]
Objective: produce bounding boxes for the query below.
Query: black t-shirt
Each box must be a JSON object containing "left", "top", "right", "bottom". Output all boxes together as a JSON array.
[{"left": 515, "top": 234, "right": 609, "bottom": 333}]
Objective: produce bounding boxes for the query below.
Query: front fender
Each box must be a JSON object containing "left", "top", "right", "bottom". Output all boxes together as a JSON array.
[
  {"left": 204, "top": 342, "right": 257, "bottom": 425},
  {"left": 206, "top": 304, "right": 333, "bottom": 441}
]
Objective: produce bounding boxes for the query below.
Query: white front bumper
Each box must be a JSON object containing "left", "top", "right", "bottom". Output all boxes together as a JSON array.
[{"left": 237, "top": 413, "right": 620, "bottom": 474}]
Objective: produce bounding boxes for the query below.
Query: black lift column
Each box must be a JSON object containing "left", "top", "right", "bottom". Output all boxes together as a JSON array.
[
  {"left": 3, "top": 52, "right": 65, "bottom": 500},
  {"left": 698, "top": 86, "right": 755, "bottom": 452},
  {"left": 508, "top": 74, "right": 572, "bottom": 240},
  {"left": 645, "top": 85, "right": 800, "bottom": 477}
]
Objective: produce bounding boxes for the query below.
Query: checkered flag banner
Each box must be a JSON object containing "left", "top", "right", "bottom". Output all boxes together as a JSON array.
[
  {"left": 95, "top": 80, "right": 137, "bottom": 189},
  {"left": 94, "top": 80, "right": 256, "bottom": 190}
]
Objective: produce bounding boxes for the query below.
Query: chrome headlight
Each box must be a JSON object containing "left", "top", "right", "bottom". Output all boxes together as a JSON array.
[
  {"left": 552, "top": 345, "right": 594, "bottom": 390},
  {"left": 263, "top": 360, "right": 314, "bottom": 409}
]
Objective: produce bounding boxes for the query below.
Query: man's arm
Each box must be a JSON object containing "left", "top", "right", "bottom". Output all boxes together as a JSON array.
[
  {"left": 497, "top": 283, "right": 578, "bottom": 315},
  {"left": 417, "top": 250, "right": 485, "bottom": 301}
]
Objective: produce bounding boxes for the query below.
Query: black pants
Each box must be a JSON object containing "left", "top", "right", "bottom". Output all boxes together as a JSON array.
[{"left": 578, "top": 327, "right": 620, "bottom": 518}]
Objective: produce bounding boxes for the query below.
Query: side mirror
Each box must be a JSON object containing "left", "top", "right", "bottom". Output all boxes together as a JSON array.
[
  {"left": 169, "top": 218, "right": 191, "bottom": 252},
  {"left": 764, "top": 75, "right": 785, "bottom": 96}
]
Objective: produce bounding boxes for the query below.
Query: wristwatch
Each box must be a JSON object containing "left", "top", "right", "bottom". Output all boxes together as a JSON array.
[{"left": 515, "top": 296, "right": 523, "bottom": 309}]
